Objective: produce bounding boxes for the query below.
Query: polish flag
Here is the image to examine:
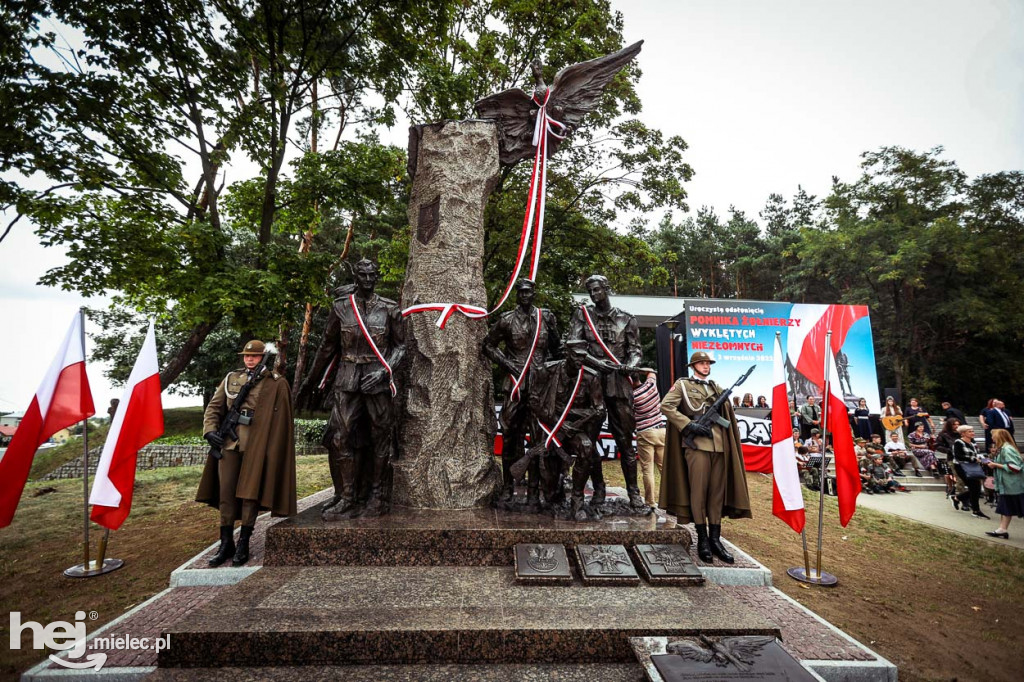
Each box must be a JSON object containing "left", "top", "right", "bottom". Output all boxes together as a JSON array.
[
  {"left": 89, "top": 321, "right": 164, "bottom": 530},
  {"left": 0, "top": 312, "right": 95, "bottom": 527},
  {"left": 771, "top": 334, "right": 805, "bottom": 533},
  {"left": 824, "top": 349, "right": 860, "bottom": 526}
]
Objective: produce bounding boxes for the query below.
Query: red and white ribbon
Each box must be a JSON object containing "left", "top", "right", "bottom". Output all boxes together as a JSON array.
[
  {"left": 581, "top": 305, "right": 621, "bottom": 365},
  {"left": 350, "top": 294, "right": 396, "bottom": 397},
  {"left": 509, "top": 308, "right": 543, "bottom": 403},
  {"left": 402, "top": 89, "right": 566, "bottom": 327},
  {"left": 401, "top": 302, "right": 488, "bottom": 329},
  {"left": 543, "top": 366, "right": 585, "bottom": 448}
]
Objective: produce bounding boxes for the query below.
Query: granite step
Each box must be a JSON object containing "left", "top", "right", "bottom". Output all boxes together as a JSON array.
[
  {"left": 146, "top": 663, "right": 644, "bottom": 681},
  {"left": 158, "top": 566, "right": 779, "bottom": 668},
  {"left": 264, "top": 502, "right": 689, "bottom": 567}
]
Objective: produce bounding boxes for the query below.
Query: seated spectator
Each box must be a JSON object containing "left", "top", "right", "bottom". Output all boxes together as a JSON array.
[
  {"left": 859, "top": 456, "right": 875, "bottom": 493},
  {"left": 868, "top": 454, "right": 899, "bottom": 493},
  {"left": 985, "top": 429, "right": 1024, "bottom": 539},
  {"left": 806, "top": 428, "right": 824, "bottom": 454},
  {"left": 904, "top": 398, "right": 935, "bottom": 434},
  {"left": 885, "top": 432, "right": 926, "bottom": 477},
  {"left": 756, "top": 395, "right": 769, "bottom": 408},
  {"left": 906, "top": 422, "right": 939, "bottom": 475}
]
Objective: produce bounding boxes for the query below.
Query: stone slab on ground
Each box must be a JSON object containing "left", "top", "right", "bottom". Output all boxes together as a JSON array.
[
  {"left": 157, "top": 566, "right": 779, "bottom": 667},
  {"left": 145, "top": 663, "right": 645, "bottom": 681},
  {"left": 264, "top": 503, "right": 689, "bottom": 566}
]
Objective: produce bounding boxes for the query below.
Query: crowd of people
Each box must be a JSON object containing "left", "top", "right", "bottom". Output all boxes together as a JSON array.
[{"left": 787, "top": 394, "right": 1023, "bottom": 540}]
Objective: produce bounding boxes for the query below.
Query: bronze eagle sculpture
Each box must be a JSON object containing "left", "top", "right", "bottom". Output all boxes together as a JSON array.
[{"left": 474, "top": 40, "right": 643, "bottom": 165}]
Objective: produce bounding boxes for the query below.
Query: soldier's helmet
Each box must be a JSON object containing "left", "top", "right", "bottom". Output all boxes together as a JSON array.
[
  {"left": 355, "top": 258, "right": 378, "bottom": 274},
  {"left": 239, "top": 340, "right": 266, "bottom": 356},
  {"left": 687, "top": 351, "right": 715, "bottom": 366}
]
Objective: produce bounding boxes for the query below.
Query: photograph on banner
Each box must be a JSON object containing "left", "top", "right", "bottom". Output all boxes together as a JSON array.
[{"left": 682, "top": 299, "right": 881, "bottom": 412}]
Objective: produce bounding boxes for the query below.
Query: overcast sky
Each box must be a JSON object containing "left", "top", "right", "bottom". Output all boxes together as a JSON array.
[{"left": 1, "top": 0, "right": 1022, "bottom": 414}]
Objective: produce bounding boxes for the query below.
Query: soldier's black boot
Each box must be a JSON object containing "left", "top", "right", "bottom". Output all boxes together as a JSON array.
[
  {"left": 231, "top": 525, "right": 253, "bottom": 566},
  {"left": 694, "top": 523, "right": 713, "bottom": 563},
  {"left": 323, "top": 459, "right": 359, "bottom": 518},
  {"left": 708, "top": 524, "right": 735, "bottom": 564},
  {"left": 208, "top": 525, "right": 235, "bottom": 567}
]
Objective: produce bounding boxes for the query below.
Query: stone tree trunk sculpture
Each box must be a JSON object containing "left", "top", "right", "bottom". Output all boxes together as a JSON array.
[{"left": 394, "top": 120, "right": 502, "bottom": 508}]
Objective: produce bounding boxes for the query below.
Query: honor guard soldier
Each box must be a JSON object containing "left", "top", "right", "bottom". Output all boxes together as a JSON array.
[
  {"left": 659, "top": 352, "right": 752, "bottom": 564},
  {"left": 198, "top": 340, "right": 297, "bottom": 567}
]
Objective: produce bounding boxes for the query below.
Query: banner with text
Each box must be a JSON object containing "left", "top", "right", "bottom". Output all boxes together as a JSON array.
[{"left": 683, "top": 299, "right": 880, "bottom": 472}]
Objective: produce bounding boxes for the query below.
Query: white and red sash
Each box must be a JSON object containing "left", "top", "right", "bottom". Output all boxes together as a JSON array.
[
  {"left": 349, "top": 294, "right": 396, "bottom": 397},
  {"left": 540, "top": 366, "right": 585, "bottom": 448},
  {"left": 580, "top": 305, "right": 621, "bottom": 365},
  {"left": 402, "top": 90, "right": 565, "bottom": 328},
  {"left": 509, "top": 308, "right": 543, "bottom": 403}
]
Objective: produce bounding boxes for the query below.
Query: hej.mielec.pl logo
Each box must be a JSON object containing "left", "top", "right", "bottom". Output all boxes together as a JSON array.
[{"left": 9, "top": 610, "right": 105, "bottom": 670}]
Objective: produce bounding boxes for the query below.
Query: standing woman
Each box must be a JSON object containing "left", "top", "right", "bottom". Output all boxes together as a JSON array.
[
  {"left": 882, "top": 396, "right": 904, "bottom": 443},
  {"left": 851, "top": 397, "right": 873, "bottom": 440},
  {"left": 952, "top": 425, "right": 989, "bottom": 519},
  {"left": 789, "top": 398, "right": 801, "bottom": 436},
  {"left": 741, "top": 393, "right": 754, "bottom": 408},
  {"left": 756, "top": 395, "right": 769, "bottom": 408},
  {"left": 985, "top": 429, "right": 1024, "bottom": 539}
]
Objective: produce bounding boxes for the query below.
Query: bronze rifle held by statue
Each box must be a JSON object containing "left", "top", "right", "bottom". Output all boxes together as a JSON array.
[{"left": 679, "top": 365, "right": 756, "bottom": 450}]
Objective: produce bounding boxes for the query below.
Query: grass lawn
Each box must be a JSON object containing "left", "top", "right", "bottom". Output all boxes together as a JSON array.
[{"left": 2, "top": 457, "right": 1021, "bottom": 681}]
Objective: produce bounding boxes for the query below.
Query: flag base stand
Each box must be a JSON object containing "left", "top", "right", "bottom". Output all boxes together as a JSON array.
[
  {"left": 787, "top": 566, "right": 838, "bottom": 587},
  {"left": 64, "top": 558, "right": 124, "bottom": 578}
]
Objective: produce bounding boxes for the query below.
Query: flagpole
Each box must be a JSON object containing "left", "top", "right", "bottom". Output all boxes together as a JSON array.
[
  {"left": 64, "top": 309, "right": 123, "bottom": 578},
  {"left": 65, "top": 308, "right": 94, "bottom": 577},
  {"left": 810, "top": 332, "right": 838, "bottom": 585},
  {"left": 80, "top": 307, "right": 91, "bottom": 573}
]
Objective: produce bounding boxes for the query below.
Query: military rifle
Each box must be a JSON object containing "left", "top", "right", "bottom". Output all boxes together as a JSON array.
[
  {"left": 208, "top": 347, "right": 275, "bottom": 460},
  {"left": 679, "top": 365, "right": 756, "bottom": 450}
]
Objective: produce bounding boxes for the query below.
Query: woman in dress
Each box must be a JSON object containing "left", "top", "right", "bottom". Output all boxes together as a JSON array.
[
  {"left": 985, "top": 429, "right": 1024, "bottom": 539},
  {"left": 882, "top": 396, "right": 903, "bottom": 443},
  {"left": 953, "top": 425, "right": 989, "bottom": 519},
  {"left": 789, "top": 398, "right": 801, "bottom": 434},
  {"left": 850, "top": 397, "right": 872, "bottom": 440},
  {"left": 906, "top": 422, "right": 938, "bottom": 474},
  {"left": 935, "top": 417, "right": 962, "bottom": 501}
]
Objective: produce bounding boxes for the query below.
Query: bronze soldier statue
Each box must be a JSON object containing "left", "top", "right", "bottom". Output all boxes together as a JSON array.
[
  {"left": 529, "top": 340, "right": 606, "bottom": 520},
  {"left": 301, "top": 259, "right": 405, "bottom": 518},
  {"left": 482, "top": 279, "right": 561, "bottom": 507},
  {"left": 568, "top": 274, "right": 647, "bottom": 510}
]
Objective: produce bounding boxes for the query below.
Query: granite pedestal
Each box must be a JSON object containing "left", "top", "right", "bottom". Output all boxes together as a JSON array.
[
  {"left": 264, "top": 503, "right": 689, "bottom": 566},
  {"left": 159, "top": 566, "right": 778, "bottom": 667}
]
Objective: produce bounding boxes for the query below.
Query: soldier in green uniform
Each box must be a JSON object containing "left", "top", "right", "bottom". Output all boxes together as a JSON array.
[
  {"left": 659, "top": 352, "right": 751, "bottom": 564},
  {"left": 198, "top": 340, "right": 297, "bottom": 567}
]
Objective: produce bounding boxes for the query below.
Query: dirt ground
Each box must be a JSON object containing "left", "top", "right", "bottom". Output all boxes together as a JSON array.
[{"left": 3, "top": 459, "right": 1022, "bottom": 681}]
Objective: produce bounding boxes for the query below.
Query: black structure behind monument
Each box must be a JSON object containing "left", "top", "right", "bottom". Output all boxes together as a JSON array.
[{"left": 656, "top": 313, "right": 687, "bottom": 396}]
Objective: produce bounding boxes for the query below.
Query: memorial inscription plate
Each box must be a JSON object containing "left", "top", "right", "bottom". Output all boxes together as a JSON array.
[
  {"left": 574, "top": 544, "right": 639, "bottom": 586},
  {"left": 651, "top": 636, "right": 820, "bottom": 681},
  {"left": 513, "top": 543, "right": 573, "bottom": 584},
  {"left": 633, "top": 544, "right": 705, "bottom": 586}
]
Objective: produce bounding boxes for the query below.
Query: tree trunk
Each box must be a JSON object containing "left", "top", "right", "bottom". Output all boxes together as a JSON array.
[{"left": 159, "top": 317, "right": 220, "bottom": 391}]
